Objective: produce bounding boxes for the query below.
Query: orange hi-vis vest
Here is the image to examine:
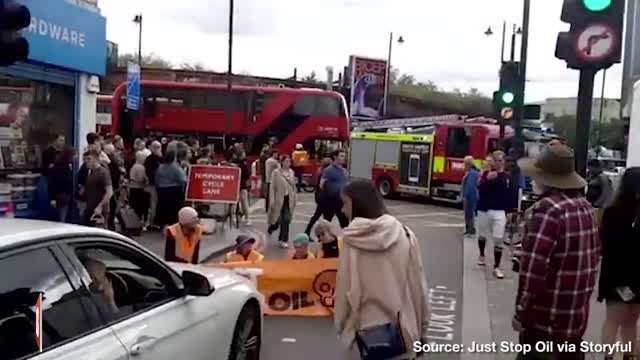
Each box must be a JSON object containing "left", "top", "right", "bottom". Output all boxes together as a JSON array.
[
  {"left": 318, "top": 238, "right": 342, "bottom": 258},
  {"left": 166, "top": 224, "right": 203, "bottom": 263},
  {"left": 225, "top": 249, "right": 264, "bottom": 263},
  {"left": 292, "top": 150, "right": 310, "bottom": 167},
  {"left": 289, "top": 250, "right": 316, "bottom": 260}
]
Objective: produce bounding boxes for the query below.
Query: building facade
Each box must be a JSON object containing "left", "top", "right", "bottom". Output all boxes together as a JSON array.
[
  {"left": 0, "top": 0, "right": 106, "bottom": 217},
  {"left": 541, "top": 97, "right": 621, "bottom": 123}
]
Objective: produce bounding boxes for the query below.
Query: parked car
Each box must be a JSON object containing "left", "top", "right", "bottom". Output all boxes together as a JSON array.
[{"left": 0, "top": 219, "right": 262, "bottom": 360}]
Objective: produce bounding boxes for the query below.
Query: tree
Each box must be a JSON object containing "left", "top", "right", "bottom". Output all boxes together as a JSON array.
[
  {"left": 117, "top": 52, "right": 172, "bottom": 68},
  {"left": 179, "top": 62, "right": 208, "bottom": 71},
  {"left": 397, "top": 74, "right": 416, "bottom": 86},
  {"left": 389, "top": 66, "right": 400, "bottom": 84},
  {"left": 302, "top": 71, "right": 318, "bottom": 83},
  {"left": 547, "top": 113, "right": 626, "bottom": 151}
]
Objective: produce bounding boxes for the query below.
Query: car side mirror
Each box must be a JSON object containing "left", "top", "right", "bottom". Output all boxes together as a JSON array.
[{"left": 182, "top": 270, "right": 214, "bottom": 296}]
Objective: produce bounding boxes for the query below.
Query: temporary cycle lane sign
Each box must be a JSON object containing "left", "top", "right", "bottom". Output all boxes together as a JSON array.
[
  {"left": 127, "top": 62, "right": 141, "bottom": 111},
  {"left": 186, "top": 165, "right": 241, "bottom": 204}
]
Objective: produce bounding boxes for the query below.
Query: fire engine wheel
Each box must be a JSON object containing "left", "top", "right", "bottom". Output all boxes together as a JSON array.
[{"left": 377, "top": 177, "right": 394, "bottom": 198}]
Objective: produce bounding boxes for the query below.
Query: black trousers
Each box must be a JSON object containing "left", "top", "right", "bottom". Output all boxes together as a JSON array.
[
  {"left": 156, "top": 186, "right": 184, "bottom": 227},
  {"left": 322, "top": 197, "right": 349, "bottom": 228}
]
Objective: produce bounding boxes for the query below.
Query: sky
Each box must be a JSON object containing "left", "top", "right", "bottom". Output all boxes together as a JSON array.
[{"left": 99, "top": 0, "right": 625, "bottom": 103}]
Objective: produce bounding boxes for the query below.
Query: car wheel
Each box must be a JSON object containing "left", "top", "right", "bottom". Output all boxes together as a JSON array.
[
  {"left": 377, "top": 177, "right": 393, "bottom": 198},
  {"left": 227, "top": 302, "right": 261, "bottom": 360}
]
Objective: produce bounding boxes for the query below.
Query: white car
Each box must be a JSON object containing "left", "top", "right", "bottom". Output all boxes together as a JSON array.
[{"left": 0, "top": 219, "right": 262, "bottom": 360}]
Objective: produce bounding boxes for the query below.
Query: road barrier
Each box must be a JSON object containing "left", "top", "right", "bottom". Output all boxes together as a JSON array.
[{"left": 209, "top": 258, "right": 338, "bottom": 317}]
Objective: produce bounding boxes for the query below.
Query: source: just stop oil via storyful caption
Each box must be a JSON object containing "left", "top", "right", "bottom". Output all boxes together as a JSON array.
[{"left": 413, "top": 341, "right": 632, "bottom": 356}]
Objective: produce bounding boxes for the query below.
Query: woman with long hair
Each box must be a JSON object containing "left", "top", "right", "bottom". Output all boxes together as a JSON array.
[
  {"left": 598, "top": 167, "right": 640, "bottom": 360},
  {"left": 334, "top": 179, "right": 430, "bottom": 359},
  {"left": 267, "top": 154, "right": 297, "bottom": 248}
]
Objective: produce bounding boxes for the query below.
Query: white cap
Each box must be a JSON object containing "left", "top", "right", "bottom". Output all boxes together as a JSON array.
[
  {"left": 295, "top": 144, "right": 303, "bottom": 150},
  {"left": 178, "top": 207, "right": 199, "bottom": 226}
]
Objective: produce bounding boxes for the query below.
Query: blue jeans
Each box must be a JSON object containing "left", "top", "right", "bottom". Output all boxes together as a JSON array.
[{"left": 463, "top": 199, "right": 477, "bottom": 235}]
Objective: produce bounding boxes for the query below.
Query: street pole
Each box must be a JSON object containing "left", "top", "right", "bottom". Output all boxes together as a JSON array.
[
  {"left": 510, "top": 24, "right": 517, "bottom": 62},
  {"left": 383, "top": 32, "right": 393, "bottom": 118},
  {"left": 137, "top": 14, "right": 142, "bottom": 68},
  {"left": 224, "top": 0, "right": 234, "bottom": 151},
  {"left": 516, "top": 0, "right": 530, "bottom": 159},
  {"left": 575, "top": 69, "right": 597, "bottom": 177},
  {"left": 501, "top": 21, "right": 506, "bottom": 63},
  {"left": 597, "top": 69, "right": 607, "bottom": 146}
]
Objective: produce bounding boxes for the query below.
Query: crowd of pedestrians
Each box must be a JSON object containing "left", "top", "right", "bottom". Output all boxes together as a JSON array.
[
  {"left": 462, "top": 141, "right": 640, "bottom": 360},
  {"left": 37, "top": 133, "right": 253, "bottom": 233}
]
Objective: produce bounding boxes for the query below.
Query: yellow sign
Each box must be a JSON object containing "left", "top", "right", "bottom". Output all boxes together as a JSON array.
[
  {"left": 209, "top": 259, "right": 338, "bottom": 317},
  {"left": 501, "top": 107, "right": 514, "bottom": 120}
]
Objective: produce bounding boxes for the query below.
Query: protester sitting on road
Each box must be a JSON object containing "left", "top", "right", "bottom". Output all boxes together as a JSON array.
[
  {"left": 313, "top": 219, "right": 341, "bottom": 259},
  {"left": 335, "top": 179, "right": 430, "bottom": 359},
  {"left": 224, "top": 234, "right": 265, "bottom": 263},
  {"left": 290, "top": 233, "right": 315, "bottom": 260},
  {"left": 598, "top": 167, "right": 640, "bottom": 360},
  {"left": 164, "top": 207, "right": 203, "bottom": 264}
]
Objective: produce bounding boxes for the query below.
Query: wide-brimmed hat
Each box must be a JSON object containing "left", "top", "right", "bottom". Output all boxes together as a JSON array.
[
  {"left": 517, "top": 144, "right": 587, "bottom": 189},
  {"left": 235, "top": 234, "right": 255, "bottom": 249}
]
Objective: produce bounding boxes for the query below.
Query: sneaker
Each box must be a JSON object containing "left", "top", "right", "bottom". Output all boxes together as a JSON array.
[
  {"left": 477, "top": 256, "right": 486, "bottom": 266},
  {"left": 494, "top": 268, "right": 505, "bottom": 279},
  {"left": 277, "top": 242, "right": 289, "bottom": 248}
]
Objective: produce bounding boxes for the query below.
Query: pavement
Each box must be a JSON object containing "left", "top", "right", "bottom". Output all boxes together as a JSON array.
[{"left": 205, "top": 193, "right": 466, "bottom": 360}]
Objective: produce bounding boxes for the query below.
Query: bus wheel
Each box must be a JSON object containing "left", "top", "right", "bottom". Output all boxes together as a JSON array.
[{"left": 377, "top": 177, "right": 394, "bottom": 198}]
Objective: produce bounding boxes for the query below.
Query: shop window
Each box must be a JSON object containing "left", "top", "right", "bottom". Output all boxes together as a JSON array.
[
  {"left": 446, "top": 127, "right": 470, "bottom": 159},
  {"left": 0, "top": 77, "right": 73, "bottom": 167}
]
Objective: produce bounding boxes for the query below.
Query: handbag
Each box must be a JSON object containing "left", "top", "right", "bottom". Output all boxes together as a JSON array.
[{"left": 353, "top": 226, "right": 412, "bottom": 360}]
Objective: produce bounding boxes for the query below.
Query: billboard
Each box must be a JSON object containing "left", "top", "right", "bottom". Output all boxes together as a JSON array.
[{"left": 349, "top": 56, "right": 388, "bottom": 120}]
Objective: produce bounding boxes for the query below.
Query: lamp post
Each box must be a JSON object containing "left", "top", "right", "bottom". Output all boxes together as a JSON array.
[
  {"left": 133, "top": 14, "right": 143, "bottom": 67},
  {"left": 224, "top": 0, "right": 234, "bottom": 150},
  {"left": 383, "top": 32, "right": 404, "bottom": 117}
]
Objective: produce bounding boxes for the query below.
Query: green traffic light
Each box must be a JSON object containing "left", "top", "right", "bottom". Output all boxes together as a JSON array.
[
  {"left": 501, "top": 92, "right": 515, "bottom": 104},
  {"left": 583, "top": 0, "right": 612, "bottom": 12}
]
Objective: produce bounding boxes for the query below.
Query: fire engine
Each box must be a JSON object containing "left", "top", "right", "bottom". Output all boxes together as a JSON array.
[{"left": 349, "top": 115, "right": 513, "bottom": 203}]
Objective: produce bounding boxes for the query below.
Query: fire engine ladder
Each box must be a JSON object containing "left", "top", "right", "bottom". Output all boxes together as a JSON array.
[{"left": 351, "top": 114, "right": 466, "bottom": 131}]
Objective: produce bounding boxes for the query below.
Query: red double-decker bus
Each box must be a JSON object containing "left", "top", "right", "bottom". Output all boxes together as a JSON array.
[{"left": 110, "top": 80, "right": 350, "bottom": 170}]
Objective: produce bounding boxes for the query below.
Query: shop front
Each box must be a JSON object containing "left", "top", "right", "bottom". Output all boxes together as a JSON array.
[{"left": 0, "top": 0, "right": 106, "bottom": 218}]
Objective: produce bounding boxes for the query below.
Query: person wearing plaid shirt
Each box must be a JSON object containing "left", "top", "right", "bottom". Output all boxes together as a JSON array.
[{"left": 513, "top": 143, "right": 601, "bottom": 360}]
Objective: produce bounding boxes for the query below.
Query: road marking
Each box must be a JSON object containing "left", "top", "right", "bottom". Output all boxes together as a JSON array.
[
  {"left": 281, "top": 338, "right": 297, "bottom": 343},
  {"left": 427, "top": 285, "right": 458, "bottom": 343},
  {"left": 395, "top": 211, "right": 462, "bottom": 219}
]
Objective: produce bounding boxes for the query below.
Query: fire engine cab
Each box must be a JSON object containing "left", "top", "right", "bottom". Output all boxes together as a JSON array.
[{"left": 349, "top": 115, "right": 512, "bottom": 203}]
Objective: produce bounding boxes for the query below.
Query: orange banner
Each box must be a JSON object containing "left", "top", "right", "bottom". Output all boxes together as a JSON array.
[{"left": 208, "top": 259, "right": 338, "bottom": 316}]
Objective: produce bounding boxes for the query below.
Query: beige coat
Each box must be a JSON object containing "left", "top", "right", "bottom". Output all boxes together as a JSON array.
[
  {"left": 334, "top": 214, "right": 430, "bottom": 359},
  {"left": 267, "top": 167, "right": 297, "bottom": 225}
]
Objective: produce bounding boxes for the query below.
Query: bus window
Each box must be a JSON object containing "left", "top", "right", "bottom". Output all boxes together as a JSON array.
[
  {"left": 303, "top": 139, "right": 343, "bottom": 160},
  {"left": 446, "top": 127, "right": 470, "bottom": 158},
  {"left": 293, "top": 95, "right": 341, "bottom": 117}
]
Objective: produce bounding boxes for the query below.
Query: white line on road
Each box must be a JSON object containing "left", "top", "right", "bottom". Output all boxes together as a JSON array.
[
  {"left": 395, "top": 211, "right": 462, "bottom": 219},
  {"left": 281, "top": 338, "right": 297, "bottom": 343},
  {"left": 249, "top": 199, "right": 265, "bottom": 214}
]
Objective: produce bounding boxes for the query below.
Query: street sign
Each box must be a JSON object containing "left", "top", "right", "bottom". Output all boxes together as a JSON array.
[
  {"left": 127, "top": 62, "right": 140, "bottom": 111},
  {"left": 575, "top": 23, "right": 617, "bottom": 62},
  {"left": 501, "top": 107, "right": 514, "bottom": 120}
]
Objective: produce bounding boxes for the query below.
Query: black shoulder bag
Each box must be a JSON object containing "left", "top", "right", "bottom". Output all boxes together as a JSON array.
[{"left": 354, "top": 227, "right": 412, "bottom": 360}]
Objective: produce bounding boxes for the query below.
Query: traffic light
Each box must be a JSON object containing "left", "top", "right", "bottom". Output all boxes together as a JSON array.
[
  {"left": 555, "top": 0, "right": 624, "bottom": 70},
  {"left": 0, "top": 0, "right": 31, "bottom": 66},
  {"left": 493, "top": 61, "right": 521, "bottom": 122}
]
